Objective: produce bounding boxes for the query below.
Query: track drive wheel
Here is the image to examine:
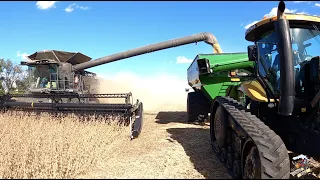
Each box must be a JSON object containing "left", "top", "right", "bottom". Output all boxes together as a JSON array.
[
  {"left": 187, "top": 91, "right": 211, "bottom": 122},
  {"left": 213, "top": 106, "right": 228, "bottom": 148},
  {"left": 210, "top": 104, "right": 229, "bottom": 164}
]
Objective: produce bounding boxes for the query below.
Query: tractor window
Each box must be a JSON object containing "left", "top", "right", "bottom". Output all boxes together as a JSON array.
[
  {"left": 256, "top": 31, "right": 281, "bottom": 94},
  {"left": 255, "top": 26, "right": 320, "bottom": 96},
  {"left": 290, "top": 27, "right": 320, "bottom": 66},
  {"left": 256, "top": 42, "right": 280, "bottom": 93}
]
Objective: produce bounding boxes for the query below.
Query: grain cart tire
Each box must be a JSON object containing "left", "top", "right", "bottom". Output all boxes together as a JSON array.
[{"left": 187, "top": 91, "right": 210, "bottom": 122}]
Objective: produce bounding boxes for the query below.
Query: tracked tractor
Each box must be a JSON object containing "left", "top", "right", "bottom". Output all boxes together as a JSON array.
[{"left": 186, "top": 1, "right": 320, "bottom": 179}]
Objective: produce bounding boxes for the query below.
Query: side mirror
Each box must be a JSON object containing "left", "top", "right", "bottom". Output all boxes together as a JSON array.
[
  {"left": 248, "top": 45, "right": 257, "bottom": 61},
  {"left": 20, "top": 61, "right": 27, "bottom": 65}
]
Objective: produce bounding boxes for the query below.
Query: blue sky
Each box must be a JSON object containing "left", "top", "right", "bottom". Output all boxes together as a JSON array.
[{"left": 1, "top": 1, "right": 320, "bottom": 81}]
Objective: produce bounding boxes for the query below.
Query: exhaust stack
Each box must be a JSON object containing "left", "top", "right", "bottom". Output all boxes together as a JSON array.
[{"left": 274, "top": 1, "right": 295, "bottom": 116}]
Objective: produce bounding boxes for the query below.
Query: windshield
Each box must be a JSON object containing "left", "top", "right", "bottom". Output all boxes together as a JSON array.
[
  {"left": 290, "top": 26, "right": 320, "bottom": 63},
  {"left": 255, "top": 26, "right": 320, "bottom": 95},
  {"left": 28, "top": 64, "right": 58, "bottom": 89}
]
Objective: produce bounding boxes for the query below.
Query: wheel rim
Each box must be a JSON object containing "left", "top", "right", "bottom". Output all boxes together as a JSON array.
[{"left": 243, "top": 146, "right": 261, "bottom": 179}]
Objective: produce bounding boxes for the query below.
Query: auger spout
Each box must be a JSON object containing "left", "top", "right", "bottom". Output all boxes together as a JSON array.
[{"left": 72, "top": 32, "right": 222, "bottom": 71}]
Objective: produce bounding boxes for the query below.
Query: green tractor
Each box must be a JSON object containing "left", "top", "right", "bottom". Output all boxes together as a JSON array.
[{"left": 187, "top": 1, "right": 320, "bottom": 179}]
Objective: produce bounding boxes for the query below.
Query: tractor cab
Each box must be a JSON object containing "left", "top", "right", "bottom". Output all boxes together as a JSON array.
[{"left": 246, "top": 14, "right": 320, "bottom": 99}]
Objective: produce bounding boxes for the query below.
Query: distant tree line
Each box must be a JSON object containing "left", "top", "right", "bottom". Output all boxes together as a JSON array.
[{"left": 0, "top": 58, "right": 28, "bottom": 94}]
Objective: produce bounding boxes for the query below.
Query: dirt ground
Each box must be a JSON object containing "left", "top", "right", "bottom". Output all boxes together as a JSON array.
[
  {"left": 77, "top": 110, "right": 231, "bottom": 179},
  {"left": 71, "top": 76, "right": 231, "bottom": 179}
]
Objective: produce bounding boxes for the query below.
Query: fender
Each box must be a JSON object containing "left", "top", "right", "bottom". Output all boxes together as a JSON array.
[{"left": 237, "top": 80, "right": 278, "bottom": 103}]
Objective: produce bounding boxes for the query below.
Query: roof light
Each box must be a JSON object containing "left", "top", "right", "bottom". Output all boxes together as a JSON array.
[{"left": 230, "top": 71, "right": 236, "bottom": 76}]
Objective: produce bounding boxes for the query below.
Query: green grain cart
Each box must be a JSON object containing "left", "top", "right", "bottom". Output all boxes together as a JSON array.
[{"left": 186, "top": 53, "right": 254, "bottom": 122}]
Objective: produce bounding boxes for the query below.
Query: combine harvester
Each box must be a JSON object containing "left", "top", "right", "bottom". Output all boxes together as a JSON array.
[
  {"left": 186, "top": 1, "right": 320, "bottom": 179},
  {"left": 0, "top": 30, "right": 223, "bottom": 140},
  {"left": 0, "top": 51, "right": 144, "bottom": 140}
]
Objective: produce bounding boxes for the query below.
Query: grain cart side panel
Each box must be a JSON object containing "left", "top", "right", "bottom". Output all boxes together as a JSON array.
[
  {"left": 187, "top": 55, "right": 203, "bottom": 90},
  {"left": 187, "top": 53, "right": 255, "bottom": 101},
  {"left": 198, "top": 53, "right": 253, "bottom": 73}
]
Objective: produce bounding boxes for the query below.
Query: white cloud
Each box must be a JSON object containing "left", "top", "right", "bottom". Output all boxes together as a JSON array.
[
  {"left": 16, "top": 51, "right": 29, "bottom": 61},
  {"left": 79, "top": 6, "right": 89, "bottom": 10},
  {"left": 64, "top": 3, "right": 90, "bottom": 13},
  {"left": 264, "top": 7, "right": 297, "bottom": 18},
  {"left": 244, "top": 7, "right": 307, "bottom": 30},
  {"left": 64, "top": 4, "right": 74, "bottom": 12},
  {"left": 244, "top": 21, "right": 259, "bottom": 30},
  {"left": 176, "top": 56, "right": 192, "bottom": 64},
  {"left": 36, "top": 1, "right": 58, "bottom": 10},
  {"left": 296, "top": 12, "right": 309, "bottom": 15},
  {"left": 315, "top": 3, "right": 320, "bottom": 7},
  {"left": 293, "top": 1, "right": 312, "bottom": 3}
]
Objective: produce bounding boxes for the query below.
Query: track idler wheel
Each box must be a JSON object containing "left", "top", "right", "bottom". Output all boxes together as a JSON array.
[
  {"left": 233, "top": 160, "right": 241, "bottom": 178},
  {"left": 243, "top": 146, "right": 261, "bottom": 179},
  {"left": 214, "top": 106, "right": 228, "bottom": 148},
  {"left": 227, "top": 153, "right": 234, "bottom": 169},
  {"left": 212, "top": 141, "right": 221, "bottom": 155},
  {"left": 221, "top": 148, "right": 227, "bottom": 163}
]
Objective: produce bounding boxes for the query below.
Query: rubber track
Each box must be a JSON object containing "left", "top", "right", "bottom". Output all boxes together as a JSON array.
[{"left": 215, "top": 96, "right": 290, "bottom": 179}]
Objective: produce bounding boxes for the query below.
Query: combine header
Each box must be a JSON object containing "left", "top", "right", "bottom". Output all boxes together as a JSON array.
[{"left": 0, "top": 33, "right": 223, "bottom": 139}]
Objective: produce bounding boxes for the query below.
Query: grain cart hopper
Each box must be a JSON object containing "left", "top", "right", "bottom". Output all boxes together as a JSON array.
[
  {"left": 187, "top": 1, "right": 320, "bottom": 179},
  {"left": 0, "top": 33, "right": 223, "bottom": 139}
]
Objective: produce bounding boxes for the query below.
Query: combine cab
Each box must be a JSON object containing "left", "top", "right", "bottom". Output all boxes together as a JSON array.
[{"left": 22, "top": 50, "right": 99, "bottom": 102}]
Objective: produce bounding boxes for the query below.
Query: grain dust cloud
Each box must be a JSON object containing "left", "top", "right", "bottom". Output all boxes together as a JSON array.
[{"left": 97, "top": 71, "right": 191, "bottom": 112}]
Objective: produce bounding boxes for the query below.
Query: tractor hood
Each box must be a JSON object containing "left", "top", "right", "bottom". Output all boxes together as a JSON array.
[{"left": 27, "top": 50, "right": 92, "bottom": 65}]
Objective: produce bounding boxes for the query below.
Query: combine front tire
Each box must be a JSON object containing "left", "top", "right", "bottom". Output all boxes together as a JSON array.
[{"left": 187, "top": 91, "right": 211, "bottom": 122}]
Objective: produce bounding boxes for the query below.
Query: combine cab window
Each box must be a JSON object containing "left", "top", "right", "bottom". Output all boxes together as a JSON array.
[{"left": 28, "top": 64, "right": 58, "bottom": 89}]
